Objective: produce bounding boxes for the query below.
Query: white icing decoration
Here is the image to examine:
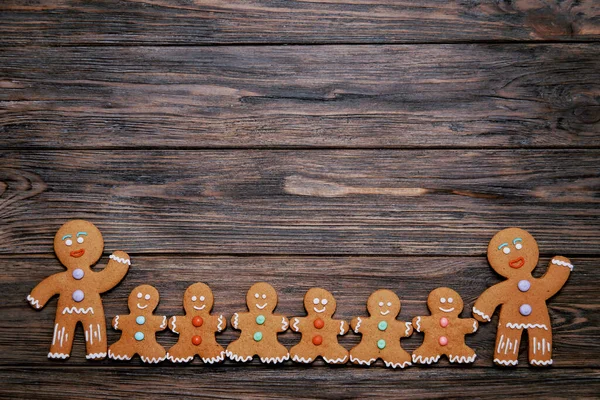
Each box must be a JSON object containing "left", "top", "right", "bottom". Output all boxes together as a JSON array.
[
  {"left": 472, "top": 320, "right": 478, "bottom": 333},
  {"left": 217, "top": 315, "right": 225, "bottom": 331},
  {"left": 136, "top": 304, "right": 148, "bottom": 310},
  {"left": 226, "top": 350, "right": 252, "bottom": 362},
  {"left": 260, "top": 354, "right": 289, "bottom": 364},
  {"left": 494, "top": 358, "right": 518, "bottom": 366},
  {"left": 313, "top": 306, "right": 326, "bottom": 313},
  {"left": 171, "top": 316, "right": 179, "bottom": 334},
  {"left": 62, "top": 306, "right": 94, "bottom": 315},
  {"left": 339, "top": 320, "right": 345, "bottom": 335},
  {"left": 379, "top": 310, "right": 390, "bottom": 316},
  {"left": 506, "top": 322, "right": 548, "bottom": 330},
  {"left": 27, "top": 295, "right": 41, "bottom": 309},
  {"left": 85, "top": 352, "right": 106, "bottom": 360},
  {"left": 412, "top": 354, "right": 440, "bottom": 364},
  {"left": 255, "top": 303, "right": 268, "bottom": 310},
  {"left": 473, "top": 307, "right": 491, "bottom": 322},
  {"left": 108, "top": 350, "right": 131, "bottom": 361},
  {"left": 193, "top": 305, "right": 206, "bottom": 310},
  {"left": 414, "top": 316, "right": 421, "bottom": 332},
  {"left": 141, "top": 355, "right": 166, "bottom": 364},
  {"left": 323, "top": 355, "right": 347, "bottom": 364},
  {"left": 232, "top": 313, "right": 239, "bottom": 329},
  {"left": 166, "top": 353, "right": 194, "bottom": 363},
  {"left": 384, "top": 360, "right": 412, "bottom": 369},
  {"left": 350, "top": 355, "right": 375, "bottom": 365},
  {"left": 48, "top": 352, "right": 70, "bottom": 359},
  {"left": 449, "top": 354, "right": 476, "bottom": 363},
  {"left": 404, "top": 322, "right": 412, "bottom": 336},
  {"left": 160, "top": 316, "right": 167, "bottom": 329},
  {"left": 202, "top": 351, "right": 225, "bottom": 364},
  {"left": 552, "top": 258, "right": 574, "bottom": 271},
  {"left": 531, "top": 359, "right": 553, "bottom": 366},
  {"left": 439, "top": 306, "right": 455, "bottom": 313},
  {"left": 113, "top": 315, "right": 119, "bottom": 329},
  {"left": 292, "top": 317, "right": 300, "bottom": 332},
  {"left": 354, "top": 317, "right": 362, "bottom": 333},
  {"left": 281, "top": 316, "right": 288, "bottom": 331},
  {"left": 292, "top": 354, "right": 313, "bottom": 363},
  {"left": 109, "top": 254, "right": 131, "bottom": 265}
]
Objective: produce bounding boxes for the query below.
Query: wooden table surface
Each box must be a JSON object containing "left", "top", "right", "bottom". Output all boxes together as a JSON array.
[{"left": 1, "top": 1, "right": 599, "bottom": 398}]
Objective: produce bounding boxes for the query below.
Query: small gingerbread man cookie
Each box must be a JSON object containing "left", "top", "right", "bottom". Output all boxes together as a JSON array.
[
  {"left": 226, "top": 282, "right": 289, "bottom": 364},
  {"left": 166, "top": 282, "right": 226, "bottom": 364},
  {"left": 27, "top": 220, "right": 130, "bottom": 360},
  {"left": 350, "top": 289, "right": 413, "bottom": 368},
  {"left": 108, "top": 285, "right": 167, "bottom": 363},
  {"left": 412, "top": 287, "right": 478, "bottom": 365},
  {"left": 473, "top": 227, "right": 573, "bottom": 367},
  {"left": 289, "top": 288, "right": 349, "bottom": 364}
]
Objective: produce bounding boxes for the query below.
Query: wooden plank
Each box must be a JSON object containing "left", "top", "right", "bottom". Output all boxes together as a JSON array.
[
  {"left": 3, "top": 256, "right": 598, "bottom": 367},
  {"left": 0, "top": 150, "right": 599, "bottom": 255},
  {"left": 1, "top": 44, "right": 599, "bottom": 149},
  {"left": 1, "top": 1, "right": 599, "bottom": 45},
  {"left": 1, "top": 366, "right": 599, "bottom": 399}
]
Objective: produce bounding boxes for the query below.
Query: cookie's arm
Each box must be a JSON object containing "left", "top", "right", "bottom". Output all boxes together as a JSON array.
[
  {"left": 230, "top": 312, "right": 250, "bottom": 330},
  {"left": 27, "top": 274, "right": 61, "bottom": 309},
  {"left": 472, "top": 283, "right": 508, "bottom": 323},
  {"left": 350, "top": 317, "right": 371, "bottom": 334},
  {"left": 168, "top": 316, "right": 183, "bottom": 335},
  {"left": 290, "top": 317, "right": 306, "bottom": 333},
  {"left": 394, "top": 320, "right": 414, "bottom": 337},
  {"left": 275, "top": 315, "right": 289, "bottom": 332},
  {"left": 457, "top": 318, "right": 479, "bottom": 335},
  {"left": 336, "top": 319, "right": 349, "bottom": 335},
  {"left": 111, "top": 315, "right": 122, "bottom": 330},
  {"left": 95, "top": 251, "right": 131, "bottom": 293},
  {"left": 150, "top": 315, "right": 168, "bottom": 331},
  {"left": 208, "top": 314, "right": 227, "bottom": 333},
  {"left": 537, "top": 256, "right": 573, "bottom": 299},
  {"left": 412, "top": 316, "right": 432, "bottom": 333}
]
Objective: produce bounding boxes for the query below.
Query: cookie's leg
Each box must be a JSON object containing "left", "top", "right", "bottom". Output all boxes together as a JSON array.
[
  {"left": 448, "top": 343, "right": 477, "bottom": 364},
  {"left": 139, "top": 341, "right": 167, "bottom": 364},
  {"left": 258, "top": 341, "right": 289, "bottom": 364},
  {"left": 199, "top": 337, "right": 226, "bottom": 364},
  {"left": 493, "top": 325, "right": 522, "bottom": 366},
  {"left": 108, "top": 337, "right": 134, "bottom": 361},
  {"left": 166, "top": 340, "right": 195, "bottom": 363},
  {"left": 349, "top": 341, "right": 378, "bottom": 366},
  {"left": 48, "top": 316, "right": 77, "bottom": 359},
  {"left": 380, "top": 346, "right": 412, "bottom": 368},
  {"left": 290, "top": 343, "right": 318, "bottom": 364},
  {"left": 226, "top": 337, "right": 255, "bottom": 362},
  {"left": 411, "top": 342, "right": 441, "bottom": 365},
  {"left": 82, "top": 315, "right": 108, "bottom": 360},
  {"left": 528, "top": 327, "right": 553, "bottom": 366},
  {"left": 322, "top": 343, "right": 349, "bottom": 364}
]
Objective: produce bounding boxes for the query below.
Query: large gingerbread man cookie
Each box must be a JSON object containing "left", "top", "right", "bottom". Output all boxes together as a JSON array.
[
  {"left": 412, "top": 287, "right": 478, "bottom": 365},
  {"left": 27, "top": 220, "right": 130, "bottom": 360},
  {"left": 289, "top": 288, "right": 349, "bottom": 364},
  {"left": 350, "top": 289, "right": 413, "bottom": 368},
  {"left": 108, "top": 285, "right": 167, "bottom": 363},
  {"left": 473, "top": 227, "right": 573, "bottom": 366},
  {"left": 166, "top": 282, "right": 226, "bottom": 364},
  {"left": 226, "top": 282, "right": 289, "bottom": 363}
]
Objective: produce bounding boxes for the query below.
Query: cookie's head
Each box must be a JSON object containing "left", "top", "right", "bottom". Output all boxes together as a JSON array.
[
  {"left": 128, "top": 284, "right": 160, "bottom": 312},
  {"left": 366, "top": 289, "right": 401, "bottom": 318},
  {"left": 488, "top": 227, "right": 539, "bottom": 277},
  {"left": 427, "top": 287, "right": 463, "bottom": 317},
  {"left": 246, "top": 282, "right": 277, "bottom": 313},
  {"left": 183, "top": 282, "right": 214, "bottom": 315},
  {"left": 54, "top": 220, "right": 104, "bottom": 269},
  {"left": 304, "top": 288, "right": 337, "bottom": 318}
]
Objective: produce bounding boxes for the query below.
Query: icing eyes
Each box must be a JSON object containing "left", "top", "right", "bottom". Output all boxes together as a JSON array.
[
  {"left": 255, "top": 293, "right": 267, "bottom": 299},
  {"left": 137, "top": 292, "right": 143, "bottom": 298},
  {"left": 262, "top": 294, "right": 267, "bottom": 299},
  {"left": 448, "top": 297, "right": 453, "bottom": 303},
  {"left": 200, "top": 296, "right": 205, "bottom": 301},
  {"left": 387, "top": 302, "right": 392, "bottom": 307},
  {"left": 191, "top": 296, "right": 197, "bottom": 301},
  {"left": 321, "top": 299, "right": 328, "bottom": 305},
  {"left": 254, "top": 293, "right": 259, "bottom": 298},
  {"left": 515, "top": 243, "right": 522, "bottom": 250},
  {"left": 313, "top": 298, "right": 320, "bottom": 305},
  {"left": 440, "top": 297, "right": 446, "bottom": 303},
  {"left": 65, "top": 239, "right": 73, "bottom": 246},
  {"left": 75, "top": 232, "right": 87, "bottom": 244},
  {"left": 513, "top": 238, "right": 523, "bottom": 250},
  {"left": 77, "top": 237, "right": 84, "bottom": 244},
  {"left": 378, "top": 301, "right": 384, "bottom": 306},
  {"left": 144, "top": 294, "right": 150, "bottom": 300},
  {"left": 503, "top": 247, "right": 511, "bottom": 254},
  {"left": 498, "top": 243, "right": 510, "bottom": 254}
]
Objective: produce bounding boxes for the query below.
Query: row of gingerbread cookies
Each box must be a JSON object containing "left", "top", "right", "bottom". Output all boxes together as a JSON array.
[
  {"left": 110, "top": 282, "right": 475, "bottom": 367},
  {"left": 27, "top": 220, "right": 573, "bottom": 367}
]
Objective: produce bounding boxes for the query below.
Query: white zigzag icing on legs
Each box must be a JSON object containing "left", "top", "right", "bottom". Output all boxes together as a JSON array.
[
  {"left": 384, "top": 360, "right": 412, "bottom": 369},
  {"left": 27, "top": 295, "right": 41, "bottom": 309},
  {"left": 86, "top": 352, "right": 107, "bottom": 360},
  {"left": 449, "top": 354, "right": 477, "bottom": 363},
  {"left": 260, "top": 354, "right": 290, "bottom": 364},
  {"left": 202, "top": 351, "right": 225, "bottom": 364},
  {"left": 108, "top": 350, "right": 131, "bottom": 361},
  {"left": 48, "top": 352, "right": 70, "bottom": 359},
  {"left": 323, "top": 355, "right": 348, "bottom": 364},
  {"left": 473, "top": 307, "right": 491, "bottom": 322},
  {"left": 552, "top": 259, "right": 573, "bottom": 271},
  {"left": 531, "top": 359, "right": 553, "bottom": 366},
  {"left": 350, "top": 355, "right": 375, "bottom": 366},
  {"left": 494, "top": 358, "right": 518, "bottom": 366},
  {"left": 166, "top": 353, "right": 194, "bottom": 363},
  {"left": 225, "top": 350, "right": 253, "bottom": 362},
  {"left": 354, "top": 317, "right": 362, "bottom": 333},
  {"left": 141, "top": 355, "right": 166, "bottom": 364},
  {"left": 412, "top": 354, "right": 440, "bottom": 364},
  {"left": 110, "top": 254, "right": 131, "bottom": 265},
  {"left": 292, "top": 354, "right": 313, "bottom": 363}
]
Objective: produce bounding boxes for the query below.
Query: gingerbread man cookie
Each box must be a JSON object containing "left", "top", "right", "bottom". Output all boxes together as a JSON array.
[
  {"left": 350, "top": 289, "right": 413, "bottom": 368},
  {"left": 166, "top": 282, "right": 226, "bottom": 363},
  {"left": 27, "top": 220, "right": 130, "bottom": 360},
  {"left": 473, "top": 227, "right": 573, "bottom": 367},
  {"left": 226, "top": 282, "right": 289, "bottom": 364},
  {"left": 108, "top": 285, "right": 167, "bottom": 363},
  {"left": 289, "top": 288, "right": 349, "bottom": 364},
  {"left": 412, "top": 287, "right": 478, "bottom": 364}
]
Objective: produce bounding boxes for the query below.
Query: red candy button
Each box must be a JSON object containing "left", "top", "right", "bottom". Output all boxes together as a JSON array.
[
  {"left": 313, "top": 318, "right": 325, "bottom": 329},
  {"left": 439, "top": 336, "right": 448, "bottom": 346},
  {"left": 192, "top": 335, "right": 202, "bottom": 346},
  {"left": 439, "top": 317, "right": 449, "bottom": 328},
  {"left": 192, "top": 316, "right": 203, "bottom": 327},
  {"left": 312, "top": 335, "right": 323, "bottom": 346}
]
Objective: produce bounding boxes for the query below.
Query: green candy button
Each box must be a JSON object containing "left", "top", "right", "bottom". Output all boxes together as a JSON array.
[
  {"left": 253, "top": 331, "right": 263, "bottom": 342},
  {"left": 378, "top": 321, "right": 388, "bottom": 331},
  {"left": 256, "top": 315, "right": 266, "bottom": 325},
  {"left": 377, "top": 339, "right": 386, "bottom": 350}
]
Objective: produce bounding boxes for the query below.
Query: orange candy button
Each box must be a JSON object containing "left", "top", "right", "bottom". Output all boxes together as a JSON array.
[
  {"left": 313, "top": 318, "right": 325, "bottom": 329},
  {"left": 192, "top": 316, "right": 203, "bottom": 327},
  {"left": 192, "top": 335, "right": 202, "bottom": 346},
  {"left": 312, "top": 335, "right": 323, "bottom": 346}
]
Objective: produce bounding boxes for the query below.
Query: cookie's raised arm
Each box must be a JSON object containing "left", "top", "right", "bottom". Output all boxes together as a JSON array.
[
  {"left": 538, "top": 256, "right": 573, "bottom": 300},
  {"left": 27, "top": 274, "right": 61, "bottom": 310},
  {"left": 95, "top": 251, "right": 130, "bottom": 293}
]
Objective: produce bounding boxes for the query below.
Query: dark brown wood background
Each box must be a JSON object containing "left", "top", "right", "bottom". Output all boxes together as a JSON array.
[{"left": 1, "top": 1, "right": 599, "bottom": 398}]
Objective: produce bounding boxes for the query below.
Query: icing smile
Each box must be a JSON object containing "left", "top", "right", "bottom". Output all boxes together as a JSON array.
[
  {"left": 136, "top": 303, "right": 148, "bottom": 309},
  {"left": 379, "top": 310, "right": 390, "bottom": 316},
  {"left": 193, "top": 305, "right": 206, "bottom": 310},
  {"left": 70, "top": 249, "right": 85, "bottom": 258},
  {"left": 509, "top": 257, "right": 525, "bottom": 269},
  {"left": 313, "top": 306, "right": 326, "bottom": 313},
  {"left": 255, "top": 303, "right": 268, "bottom": 309},
  {"left": 439, "top": 307, "right": 455, "bottom": 313}
]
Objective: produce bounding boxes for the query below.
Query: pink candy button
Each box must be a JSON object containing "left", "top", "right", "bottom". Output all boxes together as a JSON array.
[
  {"left": 439, "top": 317, "right": 449, "bottom": 328},
  {"left": 439, "top": 336, "right": 448, "bottom": 346}
]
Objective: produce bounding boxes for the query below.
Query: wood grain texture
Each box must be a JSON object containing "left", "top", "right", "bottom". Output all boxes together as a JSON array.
[
  {"left": 1, "top": 150, "right": 598, "bottom": 255},
  {"left": 1, "top": 0, "right": 599, "bottom": 45},
  {"left": 1, "top": 44, "right": 599, "bottom": 149},
  {"left": 3, "top": 256, "right": 598, "bottom": 367}
]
